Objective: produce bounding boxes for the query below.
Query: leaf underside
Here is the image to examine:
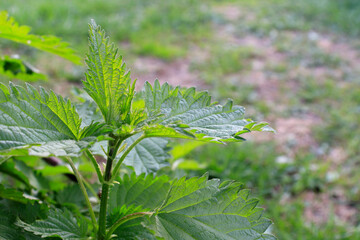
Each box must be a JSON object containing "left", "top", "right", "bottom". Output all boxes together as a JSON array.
[{"left": 91, "top": 135, "right": 171, "bottom": 175}]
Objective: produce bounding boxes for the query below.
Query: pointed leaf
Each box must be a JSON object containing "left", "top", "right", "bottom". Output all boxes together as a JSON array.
[
  {"left": 109, "top": 173, "right": 170, "bottom": 211},
  {"left": 0, "top": 160, "right": 31, "bottom": 188},
  {"left": 0, "top": 11, "right": 81, "bottom": 64},
  {"left": 107, "top": 205, "right": 157, "bottom": 240},
  {"left": 0, "top": 184, "right": 35, "bottom": 204},
  {"left": 149, "top": 176, "right": 276, "bottom": 240},
  {"left": 91, "top": 134, "right": 171, "bottom": 175},
  {"left": 83, "top": 20, "right": 135, "bottom": 124},
  {"left": 0, "top": 83, "right": 97, "bottom": 157},
  {"left": 17, "top": 208, "right": 88, "bottom": 240},
  {"left": 144, "top": 80, "right": 274, "bottom": 142},
  {"left": 123, "top": 134, "right": 171, "bottom": 174},
  {"left": 108, "top": 174, "right": 276, "bottom": 240}
]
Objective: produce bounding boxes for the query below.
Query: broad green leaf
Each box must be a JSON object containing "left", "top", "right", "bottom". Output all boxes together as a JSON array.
[
  {"left": 12, "top": 160, "right": 49, "bottom": 191},
  {"left": 75, "top": 100, "right": 103, "bottom": 128},
  {"left": 0, "top": 184, "right": 35, "bottom": 204},
  {"left": 0, "top": 55, "right": 47, "bottom": 82},
  {"left": 170, "top": 140, "right": 207, "bottom": 161},
  {"left": 83, "top": 20, "right": 135, "bottom": 124},
  {"left": 144, "top": 80, "right": 274, "bottom": 142},
  {"left": 107, "top": 205, "right": 157, "bottom": 240},
  {"left": 0, "top": 83, "right": 97, "bottom": 157},
  {"left": 0, "top": 200, "right": 46, "bottom": 240},
  {"left": 108, "top": 174, "right": 276, "bottom": 239},
  {"left": 56, "top": 184, "right": 85, "bottom": 207},
  {"left": 123, "top": 134, "right": 170, "bottom": 174},
  {"left": 0, "top": 11, "right": 81, "bottom": 64},
  {"left": 109, "top": 173, "right": 170, "bottom": 211},
  {"left": 91, "top": 135, "right": 171, "bottom": 175},
  {"left": 108, "top": 174, "right": 170, "bottom": 239},
  {"left": 149, "top": 175, "right": 276, "bottom": 240},
  {"left": 17, "top": 208, "right": 88, "bottom": 240},
  {"left": 0, "top": 160, "right": 31, "bottom": 188},
  {"left": 112, "top": 223, "right": 157, "bottom": 240},
  {"left": 0, "top": 214, "right": 21, "bottom": 240},
  {"left": 0, "top": 225, "right": 20, "bottom": 240}
]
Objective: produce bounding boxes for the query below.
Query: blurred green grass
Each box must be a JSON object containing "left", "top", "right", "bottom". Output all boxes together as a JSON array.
[{"left": 2, "top": 0, "right": 213, "bottom": 58}]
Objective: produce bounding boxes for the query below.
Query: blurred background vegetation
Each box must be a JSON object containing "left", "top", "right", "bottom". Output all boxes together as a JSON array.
[{"left": 1, "top": 0, "right": 360, "bottom": 239}]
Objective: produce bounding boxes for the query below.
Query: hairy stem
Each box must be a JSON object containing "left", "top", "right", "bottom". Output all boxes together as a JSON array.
[
  {"left": 98, "top": 138, "right": 123, "bottom": 240},
  {"left": 85, "top": 149, "right": 104, "bottom": 183},
  {"left": 65, "top": 157, "right": 97, "bottom": 229},
  {"left": 82, "top": 177, "right": 100, "bottom": 201},
  {"left": 105, "top": 212, "right": 152, "bottom": 239},
  {"left": 110, "top": 134, "right": 146, "bottom": 182}
]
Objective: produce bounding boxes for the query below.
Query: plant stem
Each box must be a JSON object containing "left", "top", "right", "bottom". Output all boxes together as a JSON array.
[
  {"left": 82, "top": 176, "right": 100, "bottom": 201},
  {"left": 85, "top": 149, "right": 104, "bottom": 183},
  {"left": 97, "top": 138, "right": 123, "bottom": 240},
  {"left": 110, "top": 134, "right": 146, "bottom": 182},
  {"left": 65, "top": 157, "right": 97, "bottom": 229},
  {"left": 105, "top": 212, "right": 152, "bottom": 239}
]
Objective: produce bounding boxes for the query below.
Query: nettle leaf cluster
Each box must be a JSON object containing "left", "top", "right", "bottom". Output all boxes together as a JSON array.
[{"left": 0, "top": 21, "right": 276, "bottom": 240}]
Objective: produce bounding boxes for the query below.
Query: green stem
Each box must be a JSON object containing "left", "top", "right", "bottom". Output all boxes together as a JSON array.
[
  {"left": 97, "top": 138, "right": 123, "bottom": 240},
  {"left": 82, "top": 177, "right": 100, "bottom": 202},
  {"left": 110, "top": 134, "right": 146, "bottom": 182},
  {"left": 65, "top": 157, "right": 97, "bottom": 229},
  {"left": 105, "top": 212, "right": 152, "bottom": 240},
  {"left": 85, "top": 149, "right": 104, "bottom": 183}
]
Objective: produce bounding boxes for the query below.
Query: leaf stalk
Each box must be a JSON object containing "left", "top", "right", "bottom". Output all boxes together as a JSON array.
[{"left": 65, "top": 157, "right": 97, "bottom": 230}]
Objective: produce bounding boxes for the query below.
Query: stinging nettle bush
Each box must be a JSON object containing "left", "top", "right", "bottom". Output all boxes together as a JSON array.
[{"left": 0, "top": 20, "right": 276, "bottom": 240}]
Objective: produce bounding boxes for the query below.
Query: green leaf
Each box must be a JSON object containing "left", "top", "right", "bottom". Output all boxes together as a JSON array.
[
  {"left": 0, "top": 184, "right": 35, "bottom": 204},
  {"left": 91, "top": 134, "right": 171, "bottom": 174},
  {"left": 75, "top": 99, "right": 103, "bottom": 128},
  {"left": 111, "top": 223, "right": 157, "bottom": 240},
  {"left": 122, "top": 134, "right": 171, "bottom": 174},
  {"left": 0, "top": 11, "right": 81, "bottom": 64},
  {"left": 12, "top": 160, "right": 49, "bottom": 190},
  {"left": 17, "top": 208, "right": 88, "bottom": 240},
  {"left": 170, "top": 140, "right": 207, "bottom": 161},
  {"left": 0, "top": 55, "right": 47, "bottom": 82},
  {"left": 109, "top": 173, "right": 170, "bottom": 211},
  {"left": 0, "top": 83, "right": 97, "bottom": 157},
  {"left": 0, "top": 160, "right": 31, "bottom": 188},
  {"left": 56, "top": 184, "right": 85, "bottom": 207},
  {"left": 107, "top": 205, "right": 157, "bottom": 240},
  {"left": 108, "top": 174, "right": 276, "bottom": 240},
  {"left": 0, "top": 214, "right": 21, "bottom": 240},
  {"left": 149, "top": 175, "right": 276, "bottom": 240},
  {"left": 0, "top": 200, "right": 46, "bottom": 240},
  {"left": 144, "top": 80, "right": 274, "bottom": 142},
  {"left": 108, "top": 174, "right": 170, "bottom": 239},
  {"left": 83, "top": 20, "right": 135, "bottom": 124}
]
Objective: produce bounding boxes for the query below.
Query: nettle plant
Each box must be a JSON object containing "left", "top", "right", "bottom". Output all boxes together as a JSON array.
[{"left": 0, "top": 21, "right": 276, "bottom": 240}]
